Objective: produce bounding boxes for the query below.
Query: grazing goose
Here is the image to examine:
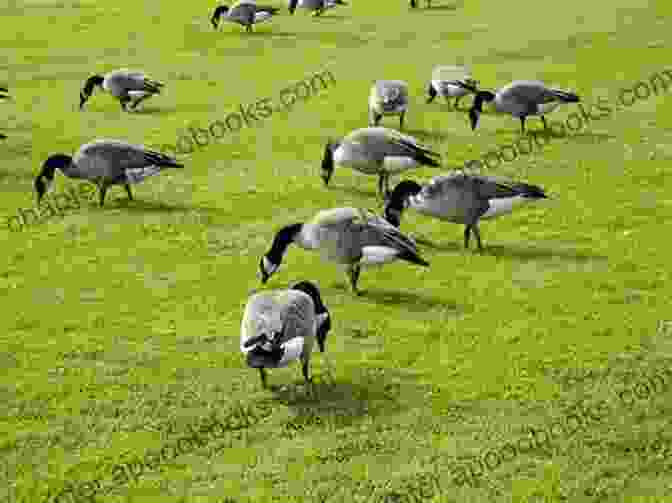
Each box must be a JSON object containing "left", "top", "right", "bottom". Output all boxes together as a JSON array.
[
  {"left": 288, "top": 0, "right": 346, "bottom": 16},
  {"left": 410, "top": 0, "right": 431, "bottom": 7},
  {"left": 0, "top": 86, "right": 9, "bottom": 139},
  {"left": 321, "top": 127, "right": 440, "bottom": 199},
  {"left": 426, "top": 65, "right": 478, "bottom": 108},
  {"left": 211, "top": 0, "right": 280, "bottom": 32},
  {"left": 369, "top": 80, "right": 409, "bottom": 130},
  {"left": 384, "top": 174, "right": 548, "bottom": 250},
  {"left": 258, "top": 207, "right": 430, "bottom": 295},
  {"left": 451, "top": 80, "right": 580, "bottom": 133},
  {"left": 241, "top": 280, "right": 332, "bottom": 389},
  {"left": 34, "top": 139, "right": 184, "bottom": 207},
  {"left": 79, "top": 69, "right": 164, "bottom": 112}
]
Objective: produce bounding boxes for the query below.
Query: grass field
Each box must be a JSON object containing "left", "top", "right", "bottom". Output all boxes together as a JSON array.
[{"left": 2, "top": 0, "right": 672, "bottom": 501}]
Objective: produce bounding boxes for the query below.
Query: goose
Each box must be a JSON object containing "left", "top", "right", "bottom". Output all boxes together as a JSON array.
[
  {"left": 321, "top": 127, "right": 440, "bottom": 199},
  {"left": 426, "top": 65, "right": 478, "bottom": 108},
  {"left": 241, "top": 280, "right": 332, "bottom": 390},
  {"left": 384, "top": 174, "right": 548, "bottom": 250},
  {"left": 450, "top": 80, "right": 580, "bottom": 133},
  {"left": 369, "top": 80, "right": 409, "bottom": 130},
  {"left": 34, "top": 139, "right": 184, "bottom": 207},
  {"left": 79, "top": 69, "right": 164, "bottom": 112},
  {"left": 0, "top": 86, "right": 9, "bottom": 139},
  {"left": 410, "top": 0, "right": 431, "bottom": 7},
  {"left": 258, "top": 207, "right": 429, "bottom": 295},
  {"left": 211, "top": 0, "right": 280, "bottom": 32},
  {"left": 288, "top": 0, "right": 347, "bottom": 16}
]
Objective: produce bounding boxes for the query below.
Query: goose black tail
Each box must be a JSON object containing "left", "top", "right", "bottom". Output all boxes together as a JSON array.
[{"left": 398, "top": 250, "right": 429, "bottom": 267}]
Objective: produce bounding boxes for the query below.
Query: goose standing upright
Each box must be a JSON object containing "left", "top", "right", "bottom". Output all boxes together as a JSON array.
[
  {"left": 34, "top": 139, "right": 184, "bottom": 207},
  {"left": 451, "top": 80, "right": 580, "bottom": 133},
  {"left": 211, "top": 0, "right": 280, "bottom": 32},
  {"left": 288, "top": 0, "right": 347, "bottom": 16},
  {"left": 321, "top": 127, "right": 440, "bottom": 199},
  {"left": 0, "top": 86, "right": 9, "bottom": 139},
  {"left": 258, "top": 207, "right": 429, "bottom": 295},
  {"left": 384, "top": 174, "right": 548, "bottom": 250},
  {"left": 426, "top": 65, "right": 478, "bottom": 109},
  {"left": 369, "top": 80, "right": 409, "bottom": 130},
  {"left": 79, "top": 69, "right": 164, "bottom": 112},
  {"left": 241, "top": 280, "right": 332, "bottom": 390}
]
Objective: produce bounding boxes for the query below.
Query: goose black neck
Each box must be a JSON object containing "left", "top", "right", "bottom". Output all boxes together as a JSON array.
[
  {"left": 83, "top": 75, "right": 104, "bottom": 95},
  {"left": 473, "top": 91, "right": 494, "bottom": 111},
  {"left": 321, "top": 143, "right": 335, "bottom": 178},
  {"left": 211, "top": 5, "right": 229, "bottom": 26},
  {"left": 387, "top": 180, "right": 421, "bottom": 211},
  {"left": 290, "top": 281, "right": 327, "bottom": 315},
  {"left": 41, "top": 154, "right": 72, "bottom": 178},
  {"left": 266, "top": 223, "right": 302, "bottom": 264}
]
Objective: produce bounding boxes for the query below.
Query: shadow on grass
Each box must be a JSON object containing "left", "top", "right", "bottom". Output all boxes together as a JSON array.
[
  {"left": 110, "top": 198, "right": 227, "bottom": 218},
  {"left": 485, "top": 243, "right": 607, "bottom": 261},
  {"left": 327, "top": 184, "right": 381, "bottom": 200},
  {"left": 402, "top": 128, "right": 453, "bottom": 145},
  {"left": 131, "top": 106, "right": 180, "bottom": 116},
  {"left": 331, "top": 283, "right": 455, "bottom": 311}
]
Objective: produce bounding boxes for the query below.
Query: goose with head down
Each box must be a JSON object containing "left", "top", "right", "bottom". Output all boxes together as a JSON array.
[
  {"left": 258, "top": 207, "right": 429, "bottom": 295},
  {"left": 288, "top": 0, "right": 347, "bottom": 16},
  {"left": 384, "top": 173, "right": 548, "bottom": 250},
  {"left": 79, "top": 69, "right": 165, "bottom": 112},
  {"left": 34, "top": 139, "right": 184, "bottom": 207},
  {"left": 241, "top": 280, "right": 332, "bottom": 390},
  {"left": 211, "top": 0, "right": 280, "bottom": 32},
  {"left": 450, "top": 79, "right": 580, "bottom": 133},
  {"left": 320, "top": 127, "right": 440, "bottom": 199},
  {"left": 369, "top": 80, "right": 409, "bottom": 130}
]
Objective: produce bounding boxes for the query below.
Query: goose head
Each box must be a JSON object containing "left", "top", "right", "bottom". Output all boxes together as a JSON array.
[
  {"left": 320, "top": 141, "right": 338, "bottom": 186},
  {"left": 258, "top": 223, "right": 303, "bottom": 284},
  {"left": 384, "top": 180, "right": 422, "bottom": 227},
  {"left": 210, "top": 5, "right": 229, "bottom": 28},
  {"left": 80, "top": 75, "right": 104, "bottom": 110},
  {"left": 35, "top": 154, "right": 72, "bottom": 204}
]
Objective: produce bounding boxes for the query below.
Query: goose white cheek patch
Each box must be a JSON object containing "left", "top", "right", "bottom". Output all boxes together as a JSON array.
[{"left": 276, "top": 337, "right": 304, "bottom": 368}]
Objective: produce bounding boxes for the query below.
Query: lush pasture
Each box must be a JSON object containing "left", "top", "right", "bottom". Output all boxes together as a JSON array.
[{"left": 1, "top": 0, "right": 671, "bottom": 501}]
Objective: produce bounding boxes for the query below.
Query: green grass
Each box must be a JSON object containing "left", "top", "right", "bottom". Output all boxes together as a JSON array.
[{"left": 2, "top": 0, "right": 672, "bottom": 501}]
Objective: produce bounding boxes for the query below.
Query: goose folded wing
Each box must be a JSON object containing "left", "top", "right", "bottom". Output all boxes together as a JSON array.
[
  {"left": 470, "top": 175, "right": 533, "bottom": 198},
  {"left": 77, "top": 141, "right": 181, "bottom": 171}
]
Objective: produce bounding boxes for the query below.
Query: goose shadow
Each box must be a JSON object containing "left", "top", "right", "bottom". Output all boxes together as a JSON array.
[
  {"left": 268, "top": 372, "right": 407, "bottom": 424},
  {"left": 428, "top": 3, "right": 462, "bottom": 10},
  {"left": 332, "top": 284, "right": 456, "bottom": 311},
  {"left": 108, "top": 198, "right": 227, "bottom": 218},
  {"left": 484, "top": 243, "right": 608, "bottom": 262},
  {"left": 414, "top": 236, "right": 464, "bottom": 253}
]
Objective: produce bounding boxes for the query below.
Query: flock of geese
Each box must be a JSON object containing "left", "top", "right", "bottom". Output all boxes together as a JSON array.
[{"left": 5, "top": 0, "right": 583, "bottom": 390}]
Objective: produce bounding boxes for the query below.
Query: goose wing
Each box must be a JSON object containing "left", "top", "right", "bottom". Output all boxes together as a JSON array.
[
  {"left": 74, "top": 139, "right": 182, "bottom": 180},
  {"left": 347, "top": 128, "right": 440, "bottom": 165},
  {"left": 464, "top": 174, "right": 546, "bottom": 199},
  {"left": 357, "top": 210, "right": 425, "bottom": 259},
  {"left": 498, "top": 80, "right": 562, "bottom": 105}
]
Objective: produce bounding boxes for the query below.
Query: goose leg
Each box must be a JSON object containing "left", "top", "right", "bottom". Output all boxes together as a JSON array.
[
  {"left": 124, "top": 184, "right": 133, "bottom": 201},
  {"left": 541, "top": 115, "right": 548, "bottom": 129},
  {"left": 259, "top": 368, "right": 268, "bottom": 389},
  {"left": 399, "top": 111, "right": 405, "bottom": 130},
  {"left": 384, "top": 174, "right": 391, "bottom": 198},
  {"left": 519, "top": 116, "right": 526, "bottom": 134},
  {"left": 372, "top": 112, "right": 381, "bottom": 127},
  {"left": 130, "top": 94, "right": 151, "bottom": 110},
  {"left": 347, "top": 264, "right": 361, "bottom": 295},
  {"left": 302, "top": 360, "right": 312, "bottom": 383},
  {"left": 472, "top": 224, "right": 483, "bottom": 251},
  {"left": 454, "top": 96, "right": 463, "bottom": 110},
  {"left": 464, "top": 224, "right": 472, "bottom": 249},
  {"left": 99, "top": 185, "right": 108, "bottom": 207}
]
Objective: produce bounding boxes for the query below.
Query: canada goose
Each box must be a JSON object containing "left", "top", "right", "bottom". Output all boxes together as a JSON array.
[
  {"left": 211, "top": 0, "right": 280, "bottom": 32},
  {"left": 426, "top": 65, "right": 478, "bottom": 108},
  {"left": 410, "top": 0, "right": 431, "bottom": 7},
  {"left": 369, "top": 80, "right": 408, "bottom": 130},
  {"left": 258, "top": 207, "right": 429, "bottom": 295},
  {"left": 321, "top": 127, "right": 440, "bottom": 199},
  {"left": 79, "top": 69, "right": 164, "bottom": 112},
  {"left": 0, "top": 86, "right": 8, "bottom": 139},
  {"left": 288, "top": 0, "right": 346, "bottom": 16},
  {"left": 451, "top": 80, "right": 580, "bottom": 133},
  {"left": 241, "top": 280, "right": 332, "bottom": 389},
  {"left": 384, "top": 174, "right": 548, "bottom": 250},
  {"left": 34, "top": 139, "right": 184, "bottom": 207}
]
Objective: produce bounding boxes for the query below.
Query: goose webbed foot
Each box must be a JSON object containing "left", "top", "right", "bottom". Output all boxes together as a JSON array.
[{"left": 347, "top": 265, "right": 361, "bottom": 295}]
